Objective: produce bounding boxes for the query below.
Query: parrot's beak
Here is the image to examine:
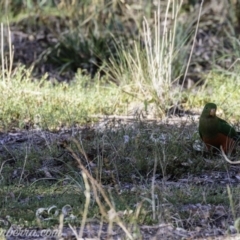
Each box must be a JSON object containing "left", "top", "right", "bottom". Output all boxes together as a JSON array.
[{"left": 210, "top": 108, "right": 216, "bottom": 116}]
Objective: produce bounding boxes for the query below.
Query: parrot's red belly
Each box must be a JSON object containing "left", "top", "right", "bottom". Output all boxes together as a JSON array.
[{"left": 202, "top": 133, "right": 236, "bottom": 153}]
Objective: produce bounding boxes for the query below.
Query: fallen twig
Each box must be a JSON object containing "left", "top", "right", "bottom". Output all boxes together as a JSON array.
[{"left": 220, "top": 146, "right": 240, "bottom": 164}]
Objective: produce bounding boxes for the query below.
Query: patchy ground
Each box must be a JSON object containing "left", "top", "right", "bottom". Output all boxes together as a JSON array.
[{"left": 1, "top": 116, "right": 240, "bottom": 239}]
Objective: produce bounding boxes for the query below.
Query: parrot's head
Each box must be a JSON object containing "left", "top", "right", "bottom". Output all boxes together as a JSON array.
[{"left": 201, "top": 103, "right": 217, "bottom": 118}]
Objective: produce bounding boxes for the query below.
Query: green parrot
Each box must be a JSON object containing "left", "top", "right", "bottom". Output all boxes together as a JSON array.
[{"left": 199, "top": 103, "right": 240, "bottom": 153}]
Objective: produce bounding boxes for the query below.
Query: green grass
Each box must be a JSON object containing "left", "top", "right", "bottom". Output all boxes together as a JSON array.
[
  {"left": 187, "top": 70, "right": 240, "bottom": 121},
  {"left": 0, "top": 67, "right": 133, "bottom": 130}
]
